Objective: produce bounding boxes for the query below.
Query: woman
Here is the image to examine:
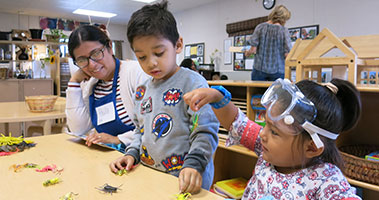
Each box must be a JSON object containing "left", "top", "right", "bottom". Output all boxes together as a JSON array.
[
  {"left": 66, "top": 25, "right": 149, "bottom": 151},
  {"left": 245, "top": 5, "right": 292, "bottom": 81}
]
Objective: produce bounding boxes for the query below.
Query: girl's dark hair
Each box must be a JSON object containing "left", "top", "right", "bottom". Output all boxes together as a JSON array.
[
  {"left": 296, "top": 79, "right": 362, "bottom": 169},
  {"left": 127, "top": 0, "right": 179, "bottom": 48},
  {"left": 68, "top": 25, "right": 111, "bottom": 60}
]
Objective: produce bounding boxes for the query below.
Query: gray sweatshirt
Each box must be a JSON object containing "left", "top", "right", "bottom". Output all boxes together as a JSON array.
[{"left": 126, "top": 67, "right": 219, "bottom": 189}]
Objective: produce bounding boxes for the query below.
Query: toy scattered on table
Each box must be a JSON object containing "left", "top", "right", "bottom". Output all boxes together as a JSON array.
[
  {"left": 115, "top": 168, "right": 127, "bottom": 176},
  {"left": 59, "top": 192, "right": 78, "bottom": 200},
  {"left": 0, "top": 133, "right": 36, "bottom": 156},
  {"left": 36, "top": 164, "right": 56, "bottom": 172},
  {"left": 10, "top": 163, "right": 39, "bottom": 172},
  {"left": 365, "top": 151, "right": 379, "bottom": 162},
  {"left": 190, "top": 113, "right": 199, "bottom": 133},
  {"left": 96, "top": 183, "right": 122, "bottom": 195},
  {"left": 43, "top": 177, "right": 61, "bottom": 187},
  {"left": 175, "top": 192, "right": 191, "bottom": 200}
]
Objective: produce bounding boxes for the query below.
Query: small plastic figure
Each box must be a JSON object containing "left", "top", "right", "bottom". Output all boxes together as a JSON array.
[
  {"left": 43, "top": 177, "right": 61, "bottom": 186},
  {"left": 59, "top": 192, "right": 78, "bottom": 200},
  {"left": 175, "top": 192, "right": 191, "bottom": 200},
  {"left": 116, "top": 169, "right": 127, "bottom": 176},
  {"left": 95, "top": 183, "right": 122, "bottom": 195}
]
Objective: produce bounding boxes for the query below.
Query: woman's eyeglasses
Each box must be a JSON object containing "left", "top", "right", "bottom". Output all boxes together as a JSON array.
[{"left": 74, "top": 46, "right": 106, "bottom": 68}]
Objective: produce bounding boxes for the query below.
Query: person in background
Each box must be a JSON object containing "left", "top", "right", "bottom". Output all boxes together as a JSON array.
[
  {"left": 245, "top": 5, "right": 292, "bottom": 81},
  {"left": 184, "top": 78, "right": 362, "bottom": 199},
  {"left": 109, "top": 0, "right": 219, "bottom": 194},
  {"left": 180, "top": 58, "right": 198, "bottom": 72},
  {"left": 220, "top": 74, "right": 228, "bottom": 80},
  {"left": 66, "top": 25, "right": 149, "bottom": 151}
]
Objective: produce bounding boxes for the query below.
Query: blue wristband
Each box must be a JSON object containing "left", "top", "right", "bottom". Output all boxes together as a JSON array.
[{"left": 210, "top": 85, "right": 231, "bottom": 109}]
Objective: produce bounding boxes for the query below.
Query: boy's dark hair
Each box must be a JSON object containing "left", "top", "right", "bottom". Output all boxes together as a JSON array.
[
  {"left": 296, "top": 79, "right": 361, "bottom": 169},
  {"left": 68, "top": 25, "right": 111, "bottom": 60},
  {"left": 127, "top": 0, "right": 179, "bottom": 49},
  {"left": 180, "top": 58, "right": 194, "bottom": 70}
]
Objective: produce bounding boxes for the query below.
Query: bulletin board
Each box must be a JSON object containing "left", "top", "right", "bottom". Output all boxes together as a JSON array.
[
  {"left": 233, "top": 35, "right": 254, "bottom": 71},
  {"left": 184, "top": 43, "right": 204, "bottom": 64}
]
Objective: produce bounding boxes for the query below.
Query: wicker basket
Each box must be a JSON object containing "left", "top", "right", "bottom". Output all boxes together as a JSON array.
[
  {"left": 25, "top": 95, "right": 58, "bottom": 112},
  {"left": 339, "top": 145, "right": 379, "bottom": 185}
]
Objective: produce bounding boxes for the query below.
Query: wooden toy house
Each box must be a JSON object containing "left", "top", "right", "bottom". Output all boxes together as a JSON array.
[{"left": 285, "top": 28, "right": 379, "bottom": 88}]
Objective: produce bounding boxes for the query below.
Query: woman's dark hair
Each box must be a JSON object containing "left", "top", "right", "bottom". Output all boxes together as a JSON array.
[
  {"left": 296, "top": 79, "right": 362, "bottom": 169},
  {"left": 180, "top": 58, "right": 194, "bottom": 70},
  {"left": 68, "top": 25, "right": 111, "bottom": 60},
  {"left": 127, "top": 0, "right": 179, "bottom": 48}
]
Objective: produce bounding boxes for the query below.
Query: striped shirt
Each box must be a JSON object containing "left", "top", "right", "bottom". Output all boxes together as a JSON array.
[
  {"left": 68, "top": 76, "right": 133, "bottom": 126},
  {"left": 249, "top": 22, "right": 292, "bottom": 74}
]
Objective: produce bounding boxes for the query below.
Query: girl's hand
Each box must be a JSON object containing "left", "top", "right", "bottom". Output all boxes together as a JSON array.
[
  {"left": 85, "top": 132, "right": 120, "bottom": 146},
  {"left": 69, "top": 69, "right": 90, "bottom": 83},
  {"left": 179, "top": 167, "right": 202, "bottom": 194},
  {"left": 109, "top": 155, "right": 135, "bottom": 173},
  {"left": 183, "top": 88, "right": 223, "bottom": 111}
]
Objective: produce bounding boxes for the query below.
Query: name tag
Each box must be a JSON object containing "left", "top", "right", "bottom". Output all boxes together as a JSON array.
[{"left": 96, "top": 102, "right": 116, "bottom": 126}]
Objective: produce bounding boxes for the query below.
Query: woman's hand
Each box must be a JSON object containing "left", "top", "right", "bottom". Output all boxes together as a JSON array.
[
  {"left": 85, "top": 132, "right": 120, "bottom": 146},
  {"left": 109, "top": 155, "right": 135, "bottom": 173},
  {"left": 244, "top": 46, "right": 256, "bottom": 57},
  {"left": 179, "top": 167, "right": 202, "bottom": 194},
  {"left": 183, "top": 88, "right": 224, "bottom": 111},
  {"left": 69, "top": 69, "right": 91, "bottom": 83}
]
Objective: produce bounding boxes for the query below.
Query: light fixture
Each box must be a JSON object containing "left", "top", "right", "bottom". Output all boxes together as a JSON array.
[
  {"left": 73, "top": 9, "right": 117, "bottom": 18},
  {"left": 132, "top": 0, "right": 156, "bottom": 3}
]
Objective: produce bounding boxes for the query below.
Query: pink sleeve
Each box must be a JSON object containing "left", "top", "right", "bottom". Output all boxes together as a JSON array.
[{"left": 240, "top": 120, "right": 261, "bottom": 151}]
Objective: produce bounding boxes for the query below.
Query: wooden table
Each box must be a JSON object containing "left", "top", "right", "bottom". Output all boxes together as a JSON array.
[
  {"left": 0, "top": 134, "right": 223, "bottom": 200},
  {"left": 0, "top": 97, "right": 66, "bottom": 136}
]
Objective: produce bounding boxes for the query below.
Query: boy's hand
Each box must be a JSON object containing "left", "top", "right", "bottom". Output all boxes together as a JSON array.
[
  {"left": 183, "top": 88, "right": 223, "bottom": 111},
  {"left": 109, "top": 155, "right": 135, "bottom": 173},
  {"left": 179, "top": 167, "right": 202, "bottom": 194}
]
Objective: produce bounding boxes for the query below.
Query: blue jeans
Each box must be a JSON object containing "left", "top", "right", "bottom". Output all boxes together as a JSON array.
[{"left": 251, "top": 69, "right": 284, "bottom": 81}]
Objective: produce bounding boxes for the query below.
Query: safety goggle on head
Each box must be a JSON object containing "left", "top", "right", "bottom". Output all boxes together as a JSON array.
[{"left": 261, "top": 78, "right": 338, "bottom": 148}]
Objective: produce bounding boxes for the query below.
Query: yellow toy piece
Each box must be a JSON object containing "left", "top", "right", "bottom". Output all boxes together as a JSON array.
[
  {"left": 43, "top": 177, "right": 61, "bottom": 186},
  {"left": 175, "top": 192, "right": 192, "bottom": 200},
  {"left": 116, "top": 169, "right": 127, "bottom": 176},
  {"left": 59, "top": 192, "right": 78, "bottom": 200}
]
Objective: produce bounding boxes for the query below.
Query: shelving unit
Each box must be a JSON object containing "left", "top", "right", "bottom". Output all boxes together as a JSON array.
[
  {"left": 0, "top": 40, "right": 67, "bottom": 95},
  {"left": 207, "top": 80, "right": 271, "bottom": 184}
]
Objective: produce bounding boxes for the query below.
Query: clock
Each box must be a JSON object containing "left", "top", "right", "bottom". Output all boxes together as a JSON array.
[{"left": 263, "top": 0, "right": 275, "bottom": 10}]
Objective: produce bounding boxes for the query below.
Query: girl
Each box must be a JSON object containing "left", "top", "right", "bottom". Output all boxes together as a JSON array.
[{"left": 184, "top": 78, "right": 362, "bottom": 199}]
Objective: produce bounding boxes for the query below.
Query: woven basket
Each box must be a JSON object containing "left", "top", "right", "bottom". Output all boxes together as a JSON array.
[
  {"left": 339, "top": 145, "right": 379, "bottom": 185},
  {"left": 25, "top": 95, "right": 58, "bottom": 112}
]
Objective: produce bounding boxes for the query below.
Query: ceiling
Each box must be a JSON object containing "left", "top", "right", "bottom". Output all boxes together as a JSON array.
[{"left": 0, "top": 0, "right": 219, "bottom": 25}]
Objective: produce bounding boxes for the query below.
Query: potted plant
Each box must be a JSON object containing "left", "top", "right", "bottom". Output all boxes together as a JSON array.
[{"left": 45, "top": 29, "right": 67, "bottom": 42}]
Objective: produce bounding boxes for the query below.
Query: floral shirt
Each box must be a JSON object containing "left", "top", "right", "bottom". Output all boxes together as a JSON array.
[{"left": 226, "top": 109, "right": 361, "bottom": 200}]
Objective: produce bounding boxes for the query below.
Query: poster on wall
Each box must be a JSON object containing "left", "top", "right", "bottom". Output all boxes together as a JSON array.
[
  {"left": 288, "top": 24, "right": 319, "bottom": 45},
  {"left": 233, "top": 35, "right": 251, "bottom": 71},
  {"left": 184, "top": 43, "right": 205, "bottom": 64},
  {"left": 224, "top": 38, "right": 232, "bottom": 65}
]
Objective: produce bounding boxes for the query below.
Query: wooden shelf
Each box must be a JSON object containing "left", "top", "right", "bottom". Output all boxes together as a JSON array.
[
  {"left": 357, "top": 86, "right": 379, "bottom": 93},
  {"left": 347, "top": 177, "right": 379, "bottom": 192},
  {"left": 218, "top": 139, "right": 257, "bottom": 158},
  {"left": 0, "top": 40, "right": 66, "bottom": 46}
]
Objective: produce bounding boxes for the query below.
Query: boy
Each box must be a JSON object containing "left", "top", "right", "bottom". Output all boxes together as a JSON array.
[{"left": 109, "top": 0, "right": 219, "bottom": 194}]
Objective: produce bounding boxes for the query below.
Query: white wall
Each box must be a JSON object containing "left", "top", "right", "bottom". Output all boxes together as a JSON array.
[
  {"left": 174, "top": 0, "right": 379, "bottom": 80},
  {"left": 0, "top": 13, "right": 130, "bottom": 59}
]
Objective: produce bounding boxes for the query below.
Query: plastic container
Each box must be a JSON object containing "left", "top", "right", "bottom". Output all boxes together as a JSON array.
[{"left": 29, "top": 29, "right": 43, "bottom": 39}]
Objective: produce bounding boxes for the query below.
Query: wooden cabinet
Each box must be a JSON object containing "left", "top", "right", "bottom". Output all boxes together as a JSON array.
[
  {"left": 208, "top": 80, "right": 378, "bottom": 199},
  {"left": 208, "top": 80, "right": 271, "bottom": 183}
]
